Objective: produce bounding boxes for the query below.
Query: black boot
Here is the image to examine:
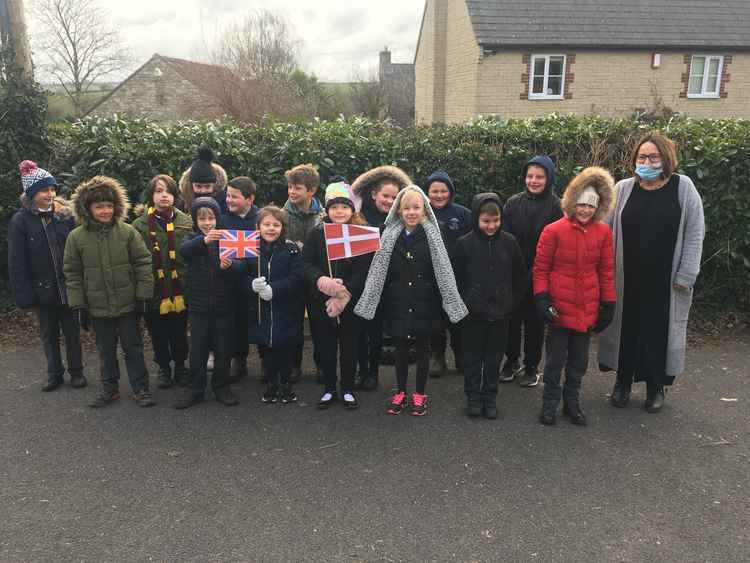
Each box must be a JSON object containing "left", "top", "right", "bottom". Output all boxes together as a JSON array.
[
  {"left": 610, "top": 375, "right": 632, "bottom": 408},
  {"left": 157, "top": 366, "right": 173, "bottom": 389},
  {"left": 645, "top": 384, "right": 666, "bottom": 413},
  {"left": 562, "top": 401, "right": 587, "bottom": 426},
  {"left": 70, "top": 373, "right": 87, "bottom": 389},
  {"left": 41, "top": 377, "right": 63, "bottom": 392},
  {"left": 539, "top": 408, "right": 556, "bottom": 425}
]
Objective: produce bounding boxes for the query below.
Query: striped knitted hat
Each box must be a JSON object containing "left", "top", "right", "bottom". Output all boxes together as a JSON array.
[{"left": 19, "top": 160, "right": 57, "bottom": 200}]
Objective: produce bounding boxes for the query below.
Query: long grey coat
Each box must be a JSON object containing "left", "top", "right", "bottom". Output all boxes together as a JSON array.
[{"left": 598, "top": 175, "right": 705, "bottom": 377}]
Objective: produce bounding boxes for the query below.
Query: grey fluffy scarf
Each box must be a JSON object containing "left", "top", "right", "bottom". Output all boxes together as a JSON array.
[{"left": 354, "top": 185, "right": 468, "bottom": 323}]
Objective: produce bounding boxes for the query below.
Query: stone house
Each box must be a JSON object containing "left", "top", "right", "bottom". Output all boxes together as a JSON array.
[
  {"left": 88, "top": 54, "right": 232, "bottom": 121},
  {"left": 415, "top": 0, "right": 750, "bottom": 124}
]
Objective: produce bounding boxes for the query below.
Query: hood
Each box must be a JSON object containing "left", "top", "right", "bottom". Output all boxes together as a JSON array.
[
  {"left": 284, "top": 197, "right": 322, "bottom": 217},
  {"left": 425, "top": 170, "right": 456, "bottom": 199},
  {"left": 71, "top": 176, "right": 131, "bottom": 226},
  {"left": 190, "top": 196, "right": 221, "bottom": 228},
  {"left": 352, "top": 165, "right": 412, "bottom": 218},
  {"left": 20, "top": 194, "right": 74, "bottom": 220},
  {"left": 179, "top": 162, "right": 228, "bottom": 211},
  {"left": 521, "top": 155, "right": 556, "bottom": 197},
  {"left": 561, "top": 166, "right": 615, "bottom": 222},
  {"left": 469, "top": 192, "right": 503, "bottom": 236},
  {"left": 384, "top": 185, "right": 440, "bottom": 228}
]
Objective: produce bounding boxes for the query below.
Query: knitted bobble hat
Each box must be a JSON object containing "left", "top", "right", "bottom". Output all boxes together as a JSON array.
[
  {"left": 576, "top": 185, "right": 600, "bottom": 208},
  {"left": 190, "top": 148, "right": 217, "bottom": 184},
  {"left": 19, "top": 160, "right": 57, "bottom": 201},
  {"left": 325, "top": 181, "right": 355, "bottom": 211}
]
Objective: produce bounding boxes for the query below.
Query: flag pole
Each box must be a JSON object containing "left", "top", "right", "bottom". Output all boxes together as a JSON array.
[
  {"left": 325, "top": 227, "right": 341, "bottom": 327},
  {"left": 257, "top": 254, "right": 262, "bottom": 324}
]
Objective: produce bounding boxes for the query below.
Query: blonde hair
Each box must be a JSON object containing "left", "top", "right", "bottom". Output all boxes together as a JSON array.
[{"left": 398, "top": 190, "right": 427, "bottom": 223}]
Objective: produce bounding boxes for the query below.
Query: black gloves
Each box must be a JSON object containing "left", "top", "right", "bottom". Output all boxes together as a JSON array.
[
  {"left": 591, "top": 301, "right": 615, "bottom": 333},
  {"left": 534, "top": 292, "right": 558, "bottom": 323},
  {"left": 77, "top": 308, "right": 90, "bottom": 331}
]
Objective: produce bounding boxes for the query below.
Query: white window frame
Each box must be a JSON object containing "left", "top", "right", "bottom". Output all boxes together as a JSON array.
[
  {"left": 687, "top": 54, "right": 724, "bottom": 98},
  {"left": 528, "top": 54, "right": 566, "bottom": 100}
]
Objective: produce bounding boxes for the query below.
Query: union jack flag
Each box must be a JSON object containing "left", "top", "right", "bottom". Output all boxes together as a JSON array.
[{"left": 218, "top": 230, "right": 260, "bottom": 260}]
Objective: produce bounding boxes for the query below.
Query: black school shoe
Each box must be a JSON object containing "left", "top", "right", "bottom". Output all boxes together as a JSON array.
[
  {"left": 41, "top": 378, "right": 63, "bottom": 392},
  {"left": 317, "top": 390, "right": 337, "bottom": 409},
  {"left": 342, "top": 391, "right": 359, "bottom": 410},
  {"left": 539, "top": 408, "right": 556, "bottom": 425},
  {"left": 70, "top": 373, "right": 87, "bottom": 388},
  {"left": 645, "top": 385, "right": 666, "bottom": 413},
  {"left": 518, "top": 367, "right": 540, "bottom": 388},
  {"left": 562, "top": 401, "right": 587, "bottom": 426},
  {"left": 610, "top": 378, "right": 632, "bottom": 408},
  {"left": 498, "top": 361, "right": 521, "bottom": 383}
]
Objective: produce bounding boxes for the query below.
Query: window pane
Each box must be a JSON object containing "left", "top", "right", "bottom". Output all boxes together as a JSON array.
[
  {"left": 548, "top": 56, "right": 564, "bottom": 77},
  {"left": 547, "top": 76, "right": 562, "bottom": 96},
  {"left": 532, "top": 76, "right": 545, "bottom": 94},
  {"left": 688, "top": 76, "right": 703, "bottom": 94},
  {"left": 533, "top": 58, "right": 546, "bottom": 76},
  {"left": 690, "top": 56, "right": 706, "bottom": 79},
  {"left": 706, "top": 74, "right": 719, "bottom": 93}
]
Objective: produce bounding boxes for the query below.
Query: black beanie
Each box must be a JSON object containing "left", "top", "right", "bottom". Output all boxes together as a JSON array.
[{"left": 190, "top": 148, "right": 217, "bottom": 184}]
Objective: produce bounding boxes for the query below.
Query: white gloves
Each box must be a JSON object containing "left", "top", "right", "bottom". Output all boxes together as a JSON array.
[
  {"left": 251, "top": 276, "right": 267, "bottom": 293},
  {"left": 259, "top": 285, "right": 273, "bottom": 302}
]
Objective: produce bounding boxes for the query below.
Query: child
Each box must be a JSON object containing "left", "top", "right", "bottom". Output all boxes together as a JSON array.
[
  {"left": 453, "top": 193, "right": 527, "bottom": 419},
  {"left": 132, "top": 175, "right": 192, "bottom": 389},
  {"left": 283, "top": 164, "right": 323, "bottom": 383},
  {"left": 351, "top": 166, "right": 411, "bottom": 390},
  {"left": 219, "top": 176, "right": 260, "bottom": 382},
  {"left": 178, "top": 148, "right": 229, "bottom": 214},
  {"left": 302, "top": 182, "right": 372, "bottom": 409},
  {"left": 355, "top": 186, "right": 468, "bottom": 416},
  {"left": 533, "top": 167, "right": 616, "bottom": 426},
  {"left": 177, "top": 197, "right": 242, "bottom": 408},
  {"left": 246, "top": 206, "right": 305, "bottom": 404},
  {"left": 425, "top": 170, "right": 471, "bottom": 377},
  {"left": 501, "top": 155, "right": 562, "bottom": 387},
  {"left": 63, "top": 176, "right": 155, "bottom": 408},
  {"left": 8, "top": 161, "right": 86, "bottom": 392}
]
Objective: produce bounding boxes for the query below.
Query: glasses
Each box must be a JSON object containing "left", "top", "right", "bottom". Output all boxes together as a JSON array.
[{"left": 636, "top": 154, "right": 662, "bottom": 164}]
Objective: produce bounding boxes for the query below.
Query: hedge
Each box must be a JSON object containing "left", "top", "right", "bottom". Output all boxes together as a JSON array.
[{"left": 2, "top": 114, "right": 749, "bottom": 312}]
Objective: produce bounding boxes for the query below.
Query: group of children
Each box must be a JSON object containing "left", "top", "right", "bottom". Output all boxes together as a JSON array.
[{"left": 9, "top": 149, "right": 616, "bottom": 425}]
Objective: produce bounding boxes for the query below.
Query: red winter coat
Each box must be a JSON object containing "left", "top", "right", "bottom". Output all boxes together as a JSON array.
[{"left": 533, "top": 217, "right": 615, "bottom": 332}]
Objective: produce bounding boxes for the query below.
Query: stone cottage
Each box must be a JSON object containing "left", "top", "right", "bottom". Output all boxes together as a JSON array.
[
  {"left": 415, "top": 0, "right": 750, "bottom": 123},
  {"left": 87, "top": 54, "right": 232, "bottom": 121}
]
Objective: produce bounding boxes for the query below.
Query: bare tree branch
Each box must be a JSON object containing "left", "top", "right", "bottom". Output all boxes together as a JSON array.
[{"left": 30, "top": 0, "right": 131, "bottom": 117}]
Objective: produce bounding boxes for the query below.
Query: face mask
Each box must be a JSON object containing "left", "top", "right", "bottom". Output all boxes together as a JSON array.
[{"left": 635, "top": 164, "right": 663, "bottom": 181}]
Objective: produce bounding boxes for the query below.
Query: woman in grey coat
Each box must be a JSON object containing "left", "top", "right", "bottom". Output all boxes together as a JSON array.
[{"left": 598, "top": 133, "right": 705, "bottom": 413}]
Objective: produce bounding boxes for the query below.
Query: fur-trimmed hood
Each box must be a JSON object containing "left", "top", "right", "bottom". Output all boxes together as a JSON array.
[
  {"left": 561, "top": 166, "right": 615, "bottom": 222},
  {"left": 179, "top": 162, "right": 228, "bottom": 211},
  {"left": 71, "top": 176, "right": 131, "bottom": 226},
  {"left": 351, "top": 165, "right": 412, "bottom": 197}
]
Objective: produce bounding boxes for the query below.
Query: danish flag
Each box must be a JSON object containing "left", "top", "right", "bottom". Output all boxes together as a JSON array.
[
  {"left": 324, "top": 223, "right": 381, "bottom": 261},
  {"left": 218, "top": 230, "right": 260, "bottom": 260}
]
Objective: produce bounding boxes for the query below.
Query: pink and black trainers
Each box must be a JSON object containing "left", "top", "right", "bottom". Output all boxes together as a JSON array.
[
  {"left": 386, "top": 391, "right": 407, "bottom": 415},
  {"left": 410, "top": 392, "right": 428, "bottom": 416}
]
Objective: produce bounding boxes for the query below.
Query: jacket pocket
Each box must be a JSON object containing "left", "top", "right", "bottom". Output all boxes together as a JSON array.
[{"left": 673, "top": 286, "right": 693, "bottom": 322}]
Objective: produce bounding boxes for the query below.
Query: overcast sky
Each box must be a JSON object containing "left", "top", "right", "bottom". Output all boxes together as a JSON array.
[{"left": 27, "top": 0, "right": 425, "bottom": 83}]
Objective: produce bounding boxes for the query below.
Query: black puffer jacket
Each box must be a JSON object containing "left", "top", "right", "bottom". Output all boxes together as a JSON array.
[
  {"left": 454, "top": 193, "right": 528, "bottom": 321},
  {"left": 302, "top": 220, "right": 372, "bottom": 324},
  {"left": 503, "top": 155, "right": 562, "bottom": 270},
  {"left": 178, "top": 232, "right": 242, "bottom": 315},
  {"left": 8, "top": 196, "right": 75, "bottom": 308},
  {"left": 382, "top": 225, "right": 445, "bottom": 339}
]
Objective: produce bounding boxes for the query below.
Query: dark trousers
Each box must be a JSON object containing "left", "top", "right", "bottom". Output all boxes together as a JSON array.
[
  {"left": 357, "top": 316, "right": 383, "bottom": 377},
  {"left": 314, "top": 314, "right": 361, "bottom": 393},
  {"left": 505, "top": 291, "right": 545, "bottom": 370},
  {"left": 92, "top": 311, "right": 149, "bottom": 393},
  {"left": 462, "top": 318, "right": 509, "bottom": 402},
  {"left": 36, "top": 304, "right": 83, "bottom": 382},
  {"left": 395, "top": 335, "right": 430, "bottom": 394},
  {"left": 430, "top": 322, "right": 462, "bottom": 363},
  {"left": 232, "top": 293, "right": 249, "bottom": 364},
  {"left": 144, "top": 310, "right": 189, "bottom": 370},
  {"left": 542, "top": 325, "right": 591, "bottom": 408},
  {"left": 189, "top": 312, "right": 232, "bottom": 397},
  {"left": 260, "top": 343, "right": 292, "bottom": 387}
]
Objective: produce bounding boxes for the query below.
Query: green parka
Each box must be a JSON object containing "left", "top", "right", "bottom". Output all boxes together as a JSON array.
[
  {"left": 132, "top": 204, "right": 192, "bottom": 310},
  {"left": 63, "top": 176, "right": 153, "bottom": 318}
]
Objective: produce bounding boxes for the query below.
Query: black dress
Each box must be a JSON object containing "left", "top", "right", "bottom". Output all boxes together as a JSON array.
[{"left": 618, "top": 175, "right": 681, "bottom": 386}]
